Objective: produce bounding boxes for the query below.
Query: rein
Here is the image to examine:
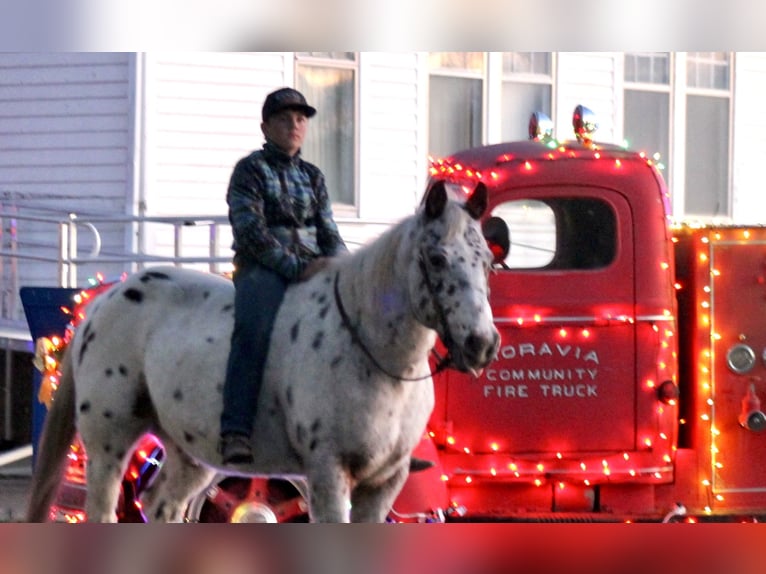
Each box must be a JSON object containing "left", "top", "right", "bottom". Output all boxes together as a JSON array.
[{"left": 333, "top": 269, "right": 453, "bottom": 382}]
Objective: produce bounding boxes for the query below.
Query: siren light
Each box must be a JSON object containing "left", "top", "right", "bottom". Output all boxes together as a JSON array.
[{"left": 572, "top": 104, "right": 598, "bottom": 143}]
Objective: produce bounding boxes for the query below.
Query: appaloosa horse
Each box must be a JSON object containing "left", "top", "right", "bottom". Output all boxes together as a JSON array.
[{"left": 27, "top": 180, "right": 499, "bottom": 523}]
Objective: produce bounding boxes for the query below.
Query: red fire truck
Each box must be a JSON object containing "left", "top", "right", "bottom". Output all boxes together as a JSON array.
[{"left": 24, "top": 107, "right": 766, "bottom": 522}]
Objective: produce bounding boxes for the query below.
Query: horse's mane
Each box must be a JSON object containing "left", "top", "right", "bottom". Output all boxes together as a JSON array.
[{"left": 338, "top": 199, "right": 469, "bottom": 289}]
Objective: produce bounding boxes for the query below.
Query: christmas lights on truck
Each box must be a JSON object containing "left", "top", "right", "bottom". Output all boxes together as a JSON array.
[{"left": 22, "top": 106, "right": 766, "bottom": 522}]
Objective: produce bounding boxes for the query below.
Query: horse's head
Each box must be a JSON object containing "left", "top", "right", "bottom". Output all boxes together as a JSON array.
[{"left": 412, "top": 180, "right": 500, "bottom": 376}]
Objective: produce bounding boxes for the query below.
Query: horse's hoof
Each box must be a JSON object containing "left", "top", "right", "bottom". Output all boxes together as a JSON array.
[{"left": 409, "top": 457, "right": 435, "bottom": 473}]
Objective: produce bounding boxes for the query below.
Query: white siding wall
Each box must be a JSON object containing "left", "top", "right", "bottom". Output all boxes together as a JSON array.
[
  {"left": 731, "top": 52, "right": 766, "bottom": 223},
  {"left": 0, "top": 53, "right": 134, "bottom": 321},
  {"left": 141, "top": 52, "right": 290, "bottom": 263},
  {"left": 358, "top": 52, "right": 427, "bottom": 222},
  {"left": 556, "top": 52, "right": 620, "bottom": 144}
]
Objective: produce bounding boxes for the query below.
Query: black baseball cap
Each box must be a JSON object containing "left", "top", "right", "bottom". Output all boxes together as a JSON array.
[{"left": 262, "top": 87, "right": 317, "bottom": 122}]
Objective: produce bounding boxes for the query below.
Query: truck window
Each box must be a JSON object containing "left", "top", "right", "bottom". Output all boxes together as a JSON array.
[{"left": 488, "top": 197, "right": 617, "bottom": 270}]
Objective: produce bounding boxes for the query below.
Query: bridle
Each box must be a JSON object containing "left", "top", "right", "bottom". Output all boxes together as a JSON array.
[{"left": 332, "top": 254, "right": 455, "bottom": 382}]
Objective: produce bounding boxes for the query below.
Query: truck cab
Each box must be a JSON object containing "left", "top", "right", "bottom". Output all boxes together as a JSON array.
[{"left": 416, "top": 121, "right": 681, "bottom": 520}]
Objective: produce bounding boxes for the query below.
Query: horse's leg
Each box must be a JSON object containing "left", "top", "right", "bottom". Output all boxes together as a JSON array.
[
  {"left": 80, "top": 420, "right": 146, "bottom": 523},
  {"left": 306, "top": 465, "right": 352, "bottom": 523},
  {"left": 140, "top": 438, "right": 216, "bottom": 522},
  {"left": 350, "top": 463, "right": 409, "bottom": 523}
]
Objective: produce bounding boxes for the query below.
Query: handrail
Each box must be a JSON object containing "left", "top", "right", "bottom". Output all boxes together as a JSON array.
[{"left": 0, "top": 210, "right": 395, "bottom": 289}]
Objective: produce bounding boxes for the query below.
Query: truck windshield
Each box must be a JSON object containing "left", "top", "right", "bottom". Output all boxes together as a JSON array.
[{"left": 488, "top": 197, "right": 617, "bottom": 270}]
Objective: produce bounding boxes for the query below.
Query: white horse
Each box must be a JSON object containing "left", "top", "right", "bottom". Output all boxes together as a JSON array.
[{"left": 27, "top": 181, "right": 499, "bottom": 523}]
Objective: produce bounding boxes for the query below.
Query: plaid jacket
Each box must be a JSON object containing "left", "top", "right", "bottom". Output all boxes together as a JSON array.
[{"left": 227, "top": 142, "right": 348, "bottom": 281}]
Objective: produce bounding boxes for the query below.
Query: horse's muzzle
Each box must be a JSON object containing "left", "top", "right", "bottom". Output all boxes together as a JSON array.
[{"left": 453, "top": 329, "right": 500, "bottom": 377}]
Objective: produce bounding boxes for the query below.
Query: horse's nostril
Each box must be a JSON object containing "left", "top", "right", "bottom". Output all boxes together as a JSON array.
[
  {"left": 465, "top": 333, "right": 484, "bottom": 356},
  {"left": 465, "top": 332, "right": 498, "bottom": 364}
]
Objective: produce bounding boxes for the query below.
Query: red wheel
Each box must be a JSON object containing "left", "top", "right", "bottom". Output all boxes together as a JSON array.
[{"left": 185, "top": 476, "right": 309, "bottom": 523}]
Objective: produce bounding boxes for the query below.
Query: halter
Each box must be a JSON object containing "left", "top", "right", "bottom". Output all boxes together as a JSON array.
[{"left": 333, "top": 259, "right": 454, "bottom": 382}]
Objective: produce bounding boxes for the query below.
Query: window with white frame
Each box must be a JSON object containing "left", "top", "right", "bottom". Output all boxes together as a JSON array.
[
  {"left": 428, "top": 52, "right": 485, "bottom": 157},
  {"left": 295, "top": 52, "right": 357, "bottom": 208},
  {"left": 623, "top": 52, "right": 671, "bottom": 177},
  {"left": 684, "top": 52, "right": 731, "bottom": 217},
  {"left": 501, "top": 52, "right": 553, "bottom": 142}
]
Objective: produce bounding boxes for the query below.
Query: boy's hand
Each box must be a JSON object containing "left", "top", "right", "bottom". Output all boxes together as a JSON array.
[{"left": 300, "top": 257, "right": 330, "bottom": 281}]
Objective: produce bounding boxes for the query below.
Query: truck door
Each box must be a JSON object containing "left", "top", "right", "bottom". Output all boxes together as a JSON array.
[{"left": 439, "top": 187, "right": 638, "bottom": 455}]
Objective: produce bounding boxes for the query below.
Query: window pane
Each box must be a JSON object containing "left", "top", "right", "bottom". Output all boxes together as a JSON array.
[
  {"left": 429, "top": 52, "right": 484, "bottom": 73},
  {"left": 501, "top": 82, "right": 551, "bottom": 141},
  {"left": 297, "top": 66, "right": 355, "bottom": 205},
  {"left": 624, "top": 52, "right": 669, "bottom": 84},
  {"left": 503, "top": 52, "right": 551, "bottom": 75},
  {"left": 489, "top": 200, "right": 556, "bottom": 268},
  {"left": 429, "top": 75, "right": 482, "bottom": 157},
  {"left": 488, "top": 198, "right": 616, "bottom": 270},
  {"left": 624, "top": 89, "right": 670, "bottom": 174},
  {"left": 684, "top": 95, "right": 729, "bottom": 216},
  {"left": 687, "top": 52, "right": 729, "bottom": 90}
]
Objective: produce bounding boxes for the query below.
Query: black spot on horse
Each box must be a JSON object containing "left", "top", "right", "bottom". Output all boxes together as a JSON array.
[
  {"left": 79, "top": 401, "right": 91, "bottom": 414},
  {"left": 215, "top": 383, "right": 223, "bottom": 393},
  {"left": 116, "top": 450, "right": 125, "bottom": 460},
  {"left": 154, "top": 502, "right": 166, "bottom": 521},
  {"left": 132, "top": 385, "right": 155, "bottom": 420},
  {"left": 104, "top": 444, "right": 112, "bottom": 453},
  {"left": 123, "top": 288, "right": 144, "bottom": 303},
  {"left": 290, "top": 321, "right": 300, "bottom": 342},
  {"left": 296, "top": 424, "right": 305, "bottom": 445},
  {"left": 103, "top": 410, "right": 113, "bottom": 419},
  {"left": 310, "top": 419, "right": 321, "bottom": 433},
  {"left": 105, "top": 368, "right": 113, "bottom": 377},
  {"left": 203, "top": 291, "right": 210, "bottom": 299},
  {"left": 312, "top": 331, "right": 324, "bottom": 350},
  {"left": 318, "top": 304, "right": 330, "bottom": 319},
  {"left": 206, "top": 336, "right": 214, "bottom": 343},
  {"left": 78, "top": 342, "right": 89, "bottom": 365},
  {"left": 118, "top": 365, "right": 128, "bottom": 376},
  {"left": 285, "top": 387, "right": 294, "bottom": 408},
  {"left": 221, "top": 304, "right": 233, "bottom": 313},
  {"left": 330, "top": 356, "right": 342, "bottom": 368},
  {"left": 173, "top": 389, "right": 183, "bottom": 401},
  {"left": 309, "top": 439, "right": 318, "bottom": 451},
  {"left": 140, "top": 270, "right": 171, "bottom": 282},
  {"left": 447, "top": 284, "right": 456, "bottom": 295},
  {"left": 317, "top": 294, "right": 327, "bottom": 305},
  {"left": 184, "top": 431, "right": 194, "bottom": 443}
]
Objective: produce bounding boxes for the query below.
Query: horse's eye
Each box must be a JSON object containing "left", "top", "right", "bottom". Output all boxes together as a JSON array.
[{"left": 429, "top": 253, "right": 448, "bottom": 269}]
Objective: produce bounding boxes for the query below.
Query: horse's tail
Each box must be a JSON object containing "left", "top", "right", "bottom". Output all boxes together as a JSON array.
[{"left": 26, "top": 344, "right": 77, "bottom": 522}]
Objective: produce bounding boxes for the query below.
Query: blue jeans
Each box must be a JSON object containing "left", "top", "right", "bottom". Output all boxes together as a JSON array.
[{"left": 220, "top": 264, "right": 287, "bottom": 437}]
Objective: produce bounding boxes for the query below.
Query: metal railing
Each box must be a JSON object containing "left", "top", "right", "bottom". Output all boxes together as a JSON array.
[
  {"left": 0, "top": 209, "right": 394, "bottom": 292},
  {"left": 55, "top": 213, "right": 235, "bottom": 288}
]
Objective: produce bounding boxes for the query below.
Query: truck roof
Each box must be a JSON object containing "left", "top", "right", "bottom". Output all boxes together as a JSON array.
[{"left": 432, "top": 139, "right": 651, "bottom": 174}]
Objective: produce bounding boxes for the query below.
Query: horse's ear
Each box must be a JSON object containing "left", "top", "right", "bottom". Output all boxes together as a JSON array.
[
  {"left": 424, "top": 180, "right": 448, "bottom": 220},
  {"left": 464, "top": 182, "right": 488, "bottom": 220}
]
